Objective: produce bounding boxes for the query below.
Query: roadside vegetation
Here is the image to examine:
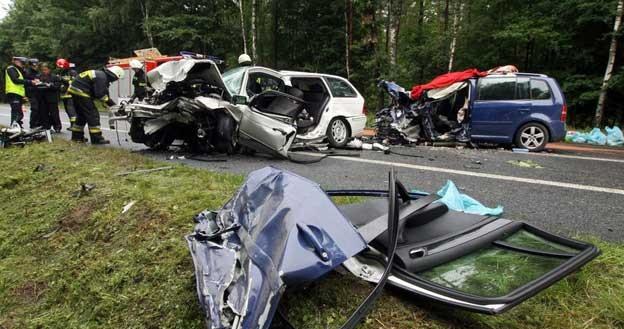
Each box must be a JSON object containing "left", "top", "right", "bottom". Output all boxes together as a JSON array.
[{"left": 1, "top": 142, "right": 623, "bottom": 329}]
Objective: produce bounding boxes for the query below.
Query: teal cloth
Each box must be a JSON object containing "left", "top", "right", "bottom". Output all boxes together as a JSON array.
[
  {"left": 606, "top": 126, "right": 624, "bottom": 146},
  {"left": 435, "top": 180, "right": 504, "bottom": 216}
]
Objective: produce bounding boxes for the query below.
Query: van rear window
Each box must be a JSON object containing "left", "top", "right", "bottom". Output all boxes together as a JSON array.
[
  {"left": 477, "top": 78, "right": 516, "bottom": 101},
  {"left": 530, "top": 80, "right": 552, "bottom": 100}
]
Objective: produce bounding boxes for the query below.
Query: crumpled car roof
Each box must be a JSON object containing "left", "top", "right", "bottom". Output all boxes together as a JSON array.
[{"left": 186, "top": 166, "right": 367, "bottom": 329}]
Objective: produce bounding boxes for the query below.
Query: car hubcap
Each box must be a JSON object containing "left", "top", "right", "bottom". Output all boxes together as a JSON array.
[
  {"left": 331, "top": 120, "right": 347, "bottom": 144},
  {"left": 520, "top": 126, "right": 545, "bottom": 149}
]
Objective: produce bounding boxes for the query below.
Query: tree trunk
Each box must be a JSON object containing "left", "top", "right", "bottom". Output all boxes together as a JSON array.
[
  {"left": 448, "top": 1, "right": 463, "bottom": 72},
  {"left": 251, "top": 0, "right": 257, "bottom": 63},
  {"left": 345, "top": 0, "right": 353, "bottom": 78},
  {"left": 595, "top": 0, "right": 623, "bottom": 127},
  {"left": 237, "top": 0, "right": 248, "bottom": 54},
  {"left": 388, "top": 0, "right": 402, "bottom": 66},
  {"left": 137, "top": 0, "right": 154, "bottom": 48}
]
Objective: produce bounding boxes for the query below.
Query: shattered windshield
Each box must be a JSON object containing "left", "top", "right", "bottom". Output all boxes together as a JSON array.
[{"left": 222, "top": 66, "right": 247, "bottom": 95}]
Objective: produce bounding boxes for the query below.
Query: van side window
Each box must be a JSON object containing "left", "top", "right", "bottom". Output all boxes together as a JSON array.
[
  {"left": 477, "top": 77, "right": 516, "bottom": 101},
  {"left": 326, "top": 77, "right": 357, "bottom": 97},
  {"left": 530, "top": 80, "right": 552, "bottom": 100}
]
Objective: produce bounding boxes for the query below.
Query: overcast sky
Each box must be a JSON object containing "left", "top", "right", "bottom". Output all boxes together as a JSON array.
[{"left": 0, "top": 0, "right": 12, "bottom": 20}]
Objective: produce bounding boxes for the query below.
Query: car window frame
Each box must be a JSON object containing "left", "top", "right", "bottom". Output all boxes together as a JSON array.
[
  {"left": 476, "top": 77, "right": 517, "bottom": 101},
  {"left": 245, "top": 71, "right": 285, "bottom": 97},
  {"left": 529, "top": 79, "right": 553, "bottom": 101},
  {"left": 324, "top": 76, "right": 358, "bottom": 98}
]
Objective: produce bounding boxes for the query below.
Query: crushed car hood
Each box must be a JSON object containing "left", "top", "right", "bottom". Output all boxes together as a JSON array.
[
  {"left": 148, "top": 59, "right": 231, "bottom": 100},
  {"left": 186, "top": 167, "right": 367, "bottom": 329}
]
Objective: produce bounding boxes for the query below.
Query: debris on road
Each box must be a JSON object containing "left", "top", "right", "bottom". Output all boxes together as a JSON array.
[
  {"left": 115, "top": 166, "right": 173, "bottom": 176},
  {"left": 0, "top": 125, "right": 50, "bottom": 148},
  {"left": 507, "top": 159, "right": 544, "bottom": 169}
]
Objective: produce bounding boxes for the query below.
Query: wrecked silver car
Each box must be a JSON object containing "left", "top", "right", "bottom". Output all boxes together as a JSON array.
[
  {"left": 111, "top": 59, "right": 306, "bottom": 157},
  {"left": 187, "top": 167, "right": 599, "bottom": 328}
]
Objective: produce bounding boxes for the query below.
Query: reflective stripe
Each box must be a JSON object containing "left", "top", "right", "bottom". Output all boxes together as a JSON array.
[
  {"left": 89, "top": 127, "right": 102, "bottom": 133},
  {"left": 70, "top": 125, "right": 84, "bottom": 132},
  {"left": 68, "top": 86, "right": 90, "bottom": 98},
  {"left": 5, "top": 66, "right": 26, "bottom": 96},
  {"left": 61, "top": 93, "right": 72, "bottom": 99},
  {"left": 78, "top": 70, "right": 96, "bottom": 80},
  {"left": 101, "top": 95, "right": 109, "bottom": 102}
]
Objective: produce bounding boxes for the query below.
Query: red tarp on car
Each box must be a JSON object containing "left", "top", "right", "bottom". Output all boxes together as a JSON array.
[{"left": 410, "top": 68, "right": 487, "bottom": 100}]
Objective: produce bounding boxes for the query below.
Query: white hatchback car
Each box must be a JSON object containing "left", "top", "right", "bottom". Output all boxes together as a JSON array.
[{"left": 222, "top": 66, "right": 367, "bottom": 147}]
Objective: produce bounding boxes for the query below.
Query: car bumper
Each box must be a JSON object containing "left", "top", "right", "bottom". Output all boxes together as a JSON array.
[{"left": 550, "top": 122, "right": 566, "bottom": 142}]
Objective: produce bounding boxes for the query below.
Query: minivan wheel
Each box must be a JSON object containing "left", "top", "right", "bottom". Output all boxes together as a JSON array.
[
  {"left": 327, "top": 118, "right": 350, "bottom": 148},
  {"left": 515, "top": 123, "right": 549, "bottom": 152}
]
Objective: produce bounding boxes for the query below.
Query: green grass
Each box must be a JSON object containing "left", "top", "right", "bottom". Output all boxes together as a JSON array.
[{"left": 1, "top": 141, "right": 623, "bottom": 329}]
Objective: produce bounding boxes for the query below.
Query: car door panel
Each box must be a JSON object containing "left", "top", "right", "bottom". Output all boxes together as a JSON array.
[
  {"left": 238, "top": 106, "right": 296, "bottom": 158},
  {"left": 334, "top": 188, "right": 599, "bottom": 314}
]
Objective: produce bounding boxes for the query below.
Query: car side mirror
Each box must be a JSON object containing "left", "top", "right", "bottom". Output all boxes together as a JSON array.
[{"left": 232, "top": 95, "right": 248, "bottom": 105}]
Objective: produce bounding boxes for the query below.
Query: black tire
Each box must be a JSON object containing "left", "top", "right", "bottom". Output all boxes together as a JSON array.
[
  {"left": 144, "top": 128, "right": 175, "bottom": 150},
  {"left": 327, "top": 117, "right": 351, "bottom": 148},
  {"left": 213, "top": 112, "right": 237, "bottom": 154},
  {"left": 514, "top": 122, "right": 549, "bottom": 152}
]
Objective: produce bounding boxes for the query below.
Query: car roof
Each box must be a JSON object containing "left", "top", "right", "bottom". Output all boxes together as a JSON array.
[
  {"left": 483, "top": 72, "right": 549, "bottom": 78},
  {"left": 280, "top": 70, "right": 349, "bottom": 80}
]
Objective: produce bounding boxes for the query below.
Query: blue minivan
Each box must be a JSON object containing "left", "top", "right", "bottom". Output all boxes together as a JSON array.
[{"left": 469, "top": 73, "right": 567, "bottom": 151}]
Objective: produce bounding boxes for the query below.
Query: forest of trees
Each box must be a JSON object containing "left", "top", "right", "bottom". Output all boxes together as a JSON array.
[{"left": 1, "top": 0, "right": 622, "bottom": 128}]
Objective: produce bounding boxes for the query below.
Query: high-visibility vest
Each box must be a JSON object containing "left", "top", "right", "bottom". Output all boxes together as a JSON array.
[{"left": 4, "top": 66, "right": 26, "bottom": 97}]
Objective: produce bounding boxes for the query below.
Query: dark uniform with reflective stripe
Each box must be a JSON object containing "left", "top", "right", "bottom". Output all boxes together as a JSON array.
[
  {"left": 68, "top": 69, "right": 117, "bottom": 143},
  {"left": 132, "top": 68, "right": 149, "bottom": 101},
  {"left": 59, "top": 68, "right": 78, "bottom": 127}
]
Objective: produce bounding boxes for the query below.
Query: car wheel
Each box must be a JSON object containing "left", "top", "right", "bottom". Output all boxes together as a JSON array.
[
  {"left": 327, "top": 117, "right": 350, "bottom": 148},
  {"left": 515, "top": 123, "right": 549, "bottom": 152},
  {"left": 144, "top": 128, "right": 175, "bottom": 150}
]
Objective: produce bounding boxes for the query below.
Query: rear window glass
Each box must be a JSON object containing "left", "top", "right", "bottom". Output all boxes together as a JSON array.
[
  {"left": 326, "top": 77, "right": 357, "bottom": 97},
  {"left": 530, "top": 80, "right": 552, "bottom": 100},
  {"left": 477, "top": 78, "right": 516, "bottom": 101}
]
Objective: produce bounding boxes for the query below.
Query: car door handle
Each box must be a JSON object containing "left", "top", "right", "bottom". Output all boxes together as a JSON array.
[
  {"left": 297, "top": 223, "right": 330, "bottom": 261},
  {"left": 272, "top": 128, "right": 287, "bottom": 135},
  {"left": 519, "top": 108, "right": 530, "bottom": 113}
]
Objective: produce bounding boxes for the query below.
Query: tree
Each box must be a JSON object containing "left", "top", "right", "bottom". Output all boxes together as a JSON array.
[{"left": 595, "top": 0, "right": 623, "bottom": 127}]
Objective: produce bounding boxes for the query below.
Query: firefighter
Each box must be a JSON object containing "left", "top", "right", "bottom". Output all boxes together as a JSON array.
[
  {"left": 68, "top": 66, "right": 124, "bottom": 144},
  {"left": 36, "top": 63, "right": 62, "bottom": 132},
  {"left": 56, "top": 58, "right": 78, "bottom": 130},
  {"left": 4, "top": 56, "right": 39, "bottom": 127},
  {"left": 24, "top": 58, "right": 42, "bottom": 128},
  {"left": 129, "top": 59, "right": 149, "bottom": 101},
  {"left": 238, "top": 54, "right": 252, "bottom": 66}
]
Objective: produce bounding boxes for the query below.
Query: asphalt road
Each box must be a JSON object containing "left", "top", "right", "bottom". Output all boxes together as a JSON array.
[{"left": 2, "top": 104, "right": 623, "bottom": 241}]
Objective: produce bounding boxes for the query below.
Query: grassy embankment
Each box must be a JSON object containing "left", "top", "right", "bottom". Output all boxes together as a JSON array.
[{"left": 1, "top": 141, "right": 622, "bottom": 329}]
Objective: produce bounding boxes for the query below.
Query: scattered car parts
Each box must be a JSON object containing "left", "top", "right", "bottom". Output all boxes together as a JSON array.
[{"left": 187, "top": 167, "right": 599, "bottom": 328}]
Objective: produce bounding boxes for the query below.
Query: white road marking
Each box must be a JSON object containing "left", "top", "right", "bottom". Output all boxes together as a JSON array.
[
  {"left": 528, "top": 151, "right": 624, "bottom": 164},
  {"left": 0, "top": 113, "right": 128, "bottom": 133},
  {"left": 298, "top": 152, "right": 624, "bottom": 195}
]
